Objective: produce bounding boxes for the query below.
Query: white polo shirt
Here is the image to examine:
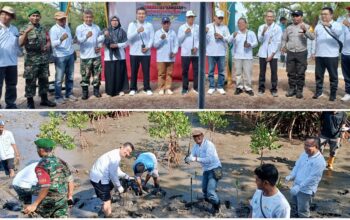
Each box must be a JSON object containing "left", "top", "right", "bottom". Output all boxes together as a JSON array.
[
  {"left": 76, "top": 23, "right": 105, "bottom": 59},
  {"left": 12, "top": 162, "right": 39, "bottom": 189},
  {"left": 178, "top": 23, "right": 199, "bottom": 57},
  {"left": 127, "top": 20, "right": 154, "bottom": 56},
  {"left": 0, "top": 130, "right": 16, "bottom": 160},
  {"left": 313, "top": 20, "right": 343, "bottom": 57},
  {"left": 153, "top": 28, "right": 178, "bottom": 62}
]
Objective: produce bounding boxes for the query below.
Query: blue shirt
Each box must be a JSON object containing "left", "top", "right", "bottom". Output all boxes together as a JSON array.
[
  {"left": 342, "top": 18, "right": 350, "bottom": 56},
  {"left": 0, "top": 23, "right": 19, "bottom": 67},
  {"left": 191, "top": 139, "right": 222, "bottom": 171},
  {"left": 49, "top": 24, "right": 74, "bottom": 58},
  {"left": 313, "top": 20, "right": 343, "bottom": 57},
  {"left": 133, "top": 152, "right": 157, "bottom": 174}
]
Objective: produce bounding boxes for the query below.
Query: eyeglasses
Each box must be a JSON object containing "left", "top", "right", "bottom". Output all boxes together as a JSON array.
[
  {"left": 192, "top": 135, "right": 202, "bottom": 139},
  {"left": 218, "top": 17, "right": 224, "bottom": 20}
]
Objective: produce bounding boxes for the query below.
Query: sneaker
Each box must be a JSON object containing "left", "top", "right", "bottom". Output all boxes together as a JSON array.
[
  {"left": 234, "top": 88, "right": 243, "bottom": 95},
  {"left": 129, "top": 90, "right": 136, "bottom": 96},
  {"left": 341, "top": 94, "right": 350, "bottom": 102},
  {"left": 312, "top": 93, "right": 323, "bottom": 99},
  {"left": 146, "top": 90, "right": 153, "bottom": 96},
  {"left": 246, "top": 90, "right": 254, "bottom": 96},
  {"left": 65, "top": 95, "right": 78, "bottom": 102},
  {"left": 285, "top": 91, "right": 296, "bottom": 97},
  {"left": 192, "top": 89, "right": 198, "bottom": 94},
  {"left": 271, "top": 92, "right": 278, "bottom": 97},
  {"left": 207, "top": 88, "right": 215, "bottom": 95},
  {"left": 166, "top": 89, "right": 173, "bottom": 95},
  {"left": 55, "top": 98, "right": 66, "bottom": 105},
  {"left": 119, "top": 92, "right": 125, "bottom": 96},
  {"left": 159, "top": 89, "right": 165, "bottom": 95},
  {"left": 258, "top": 91, "right": 265, "bottom": 96},
  {"left": 217, "top": 88, "right": 226, "bottom": 95},
  {"left": 181, "top": 89, "right": 188, "bottom": 95}
]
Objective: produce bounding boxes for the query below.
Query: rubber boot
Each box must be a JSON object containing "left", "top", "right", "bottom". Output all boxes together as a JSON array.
[
  {"left": 27, "top": 97, "right": 35, "bottom": 109},
  {"left": 94, "top": 86, "right": 102, "bottom": 98},
  {"left": 82, "top": 87, "right": 89, "bottom": 100},
  {"left": 327, "top": 156, "right": 335, "bottom": 170},
  {"left": 211, "top": 203, "right": 221, "bottom": 215},
  {"left": 40, "top": 94, "right": 56, "bottom": 107}
]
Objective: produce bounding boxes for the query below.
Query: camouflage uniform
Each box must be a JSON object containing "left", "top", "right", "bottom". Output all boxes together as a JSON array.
[
  {"left": 80, "top": 57, "right": 102, "bottom": 87},
  {"left": 20, "top": 23, "right": 50, "bottom": 98},
  {"left": 35, "top": 155, "right": 73, "bottom": 218}
]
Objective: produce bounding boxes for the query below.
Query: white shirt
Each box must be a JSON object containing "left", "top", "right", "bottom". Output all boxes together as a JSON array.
[
  {"left": 313, "top": 20, "right": 343, "bottom": 57},
  {"left": 153, "top": 28, "right": 178, "bottom": 62},
  {"left": 49, "top": 24, "right": 74, "bottom": 58},
  {"left": 289, "top": 151, "right": 326, "bottom": 195},
  {"left": 342, "top": 18, "right": 350, "bottom": 56},
  {"left": 178, "top": 23, "right": 199, "bottom": 57},
  {"left": 104, "top": 42, "right": 128, "bottom": 61},
  {"left": 190, "top": 139, "right": 222, "bottom": 172},
  {"left": 258, "top": 22, "right": 283, "bottom": 59},
  {"left": 229, "top": 30, "right": 258, "bottom": 60},
  {"left": 250, "top": 189, "right": 291, "bottom": 218},
  {"left": 0, "top": 130, "right": 16, "bottom": 160},
  {"left": 127, "top": 21, "right": 154, "bottom": 56},
  {"left": 0, "top": 23, "right": 19, "bottom": 67},
  {"left": 76, "top": 23, "right": 105, "bottom": 59},
  {"left": 206, "top": 23, "right": 230, "bottom": 56},
  {"left": 12, "top": 162, "right": 39, "bottom": 189},
  {"left": 90, "top": 149, "right": 125, "bottom": 187}
]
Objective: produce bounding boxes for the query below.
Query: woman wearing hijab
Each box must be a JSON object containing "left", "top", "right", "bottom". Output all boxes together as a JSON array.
[{"left": 104, "top": 16, "right": 129, "bottom": 96}]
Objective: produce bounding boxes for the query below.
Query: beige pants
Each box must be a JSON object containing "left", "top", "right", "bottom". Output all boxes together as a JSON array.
[
  {"left": 157, "top": 62, "right": 174, "bottom": 90},
  {"left": 235, "top": 59, "right": 253, "bottom": 91}
]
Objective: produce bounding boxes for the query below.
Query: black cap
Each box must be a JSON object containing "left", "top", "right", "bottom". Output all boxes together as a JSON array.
[
  {"left": 162, "top": 17, "right": 170, "bottom": 24},
  {"left": 291, "top": 10, "right": 303, "bottom": 16}
]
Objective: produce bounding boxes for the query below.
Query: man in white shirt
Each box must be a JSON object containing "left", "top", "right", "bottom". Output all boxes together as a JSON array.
[
  {"left": 127, "top": 7, "right": 154, "bottom": 96},
  {"left": 90, "top": 142, "right": 134, "bottom": 217},
  {"left": 49, "top": 11, "right": 77, "bottom": 105},
  {"left": 206, "top": 10, "right": 230, "bottom": 95},
  {"left": 178, "top": 10, "right": 199, "bottom": 95},
  {"left": 76, "top": 9, "right": 104, "bottom": 100},
  {"left": 250, "top": 164, "right": 290, "bottom": 218},
  {"left": 153, "top": 17, "right": 178, "bottom": 95},
  {"left": 230, "top": 18, "right": 258, "bottom": 96},
  {"left": 0, "top": 120, "right": 20, "bottom": 177},
  {"left": 312, "top": 7, "right": 343, "bottom": 101},
  {"left": 341, "top": 6, "right": 350, "bottom": 102},
  {"left": 0, "top": 6, "right": 19, "bottom": 109},
  {"left": 285, "top": 137, "right": 326, "bottom": 218},
  {"left": 257, "top": 10, "right": 282, "bottom": 97},
  {"left": 185, "top": 129, "right": 222, "bottom": 215}
]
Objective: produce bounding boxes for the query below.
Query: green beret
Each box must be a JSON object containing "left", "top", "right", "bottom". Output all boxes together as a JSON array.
[
  {"left": 35, "top": 138, "right": 56, "bottom": 149},
  {"left": 28, "top": 8, "right": 40, "bottom": 17}
]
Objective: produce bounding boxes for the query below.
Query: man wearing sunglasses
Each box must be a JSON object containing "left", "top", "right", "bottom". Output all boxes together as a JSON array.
[
  {"left": 285, "top": 137, "right": 326, "bottom": 218},
  {"left": 185, "top": 129, "right": 222, "bottom": 215},
  {"left": 281, "top": 10, "right": 315, "bottom": 99}
]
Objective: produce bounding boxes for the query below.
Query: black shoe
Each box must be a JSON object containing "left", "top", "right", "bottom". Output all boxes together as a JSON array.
[
  {"left": 94, "top": 86, "right": 102, "bottom": 98},
  {"left": 40, "top": 94, "right": 56, "bottom": 107},
  {"left": 5, "top": 104, "right": 17, "bottom": 109},
  {"left": 82, "top": 87, "right": 89, "bottom": 100},
  {"left": 182, "top": 89, "right": 188, "bottom": 95},
  {"left": 246, "top": 90, "right": 254, "bottom": 96},
  {"left": 296, "top": 93, "right": 303, "bottom": 99},
  {"left": 27, "top": 97, "right": 35, "bottom": 109},
  {"left": 329, "top": 95, "right": 336, "bottom": 101},
  {"left": 312, "top": 93, "right": 323, "bottom": 99},
  {"left": 285, "top": 90, "right": 296, "bottom": 97},
  {"left": 211, "top": 203, "right": 221, "bottom": 215},
  {"left": 234, "top": 88, "right": 243, "bottom": 95}
]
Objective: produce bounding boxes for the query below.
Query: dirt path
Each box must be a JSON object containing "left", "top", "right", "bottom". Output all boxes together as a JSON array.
[
  {"left": 7, "top": 58, "right": 350, "bottom": 109},
  {"left": 0, "top": 112, "right": 349, "bottom": 218}
]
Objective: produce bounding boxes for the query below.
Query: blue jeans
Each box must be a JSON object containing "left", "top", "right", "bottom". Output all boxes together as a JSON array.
[
  {"left": 292, "top": 191, "right": 312, "bottom": 218},
  {"left": 208, "top": 56, "right": 225, "bottom": 89},
  {"left": 202, "top": 169, "right": 220, "bottom": 205},
  {"left": 341, "top": 54, "right": 350, "bottom": 94},
  {"left": 54, "top": 54, "right": 75, "bottom": 99}
]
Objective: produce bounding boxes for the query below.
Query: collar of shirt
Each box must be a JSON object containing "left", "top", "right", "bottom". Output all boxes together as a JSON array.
[
  {"left": 308, "top": 151, "right": 322, "bottom": 159},
  {"left": 56, "top": 23, "right": 67, "bottom": 31}
]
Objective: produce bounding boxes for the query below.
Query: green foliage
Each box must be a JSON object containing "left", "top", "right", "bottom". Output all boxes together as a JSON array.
[
  {"left": 148, "top": 112, "right": 191, "bottom": 140},
  {"left": 66, "top": 112, "right": 89, "bottom": 133},
  {"left": 198, "top": 112, "right": 229, "bottom": 132},
  {"left": 38, "top": 112, "right": 75, "bottom": 150},
  {"left": 250, "top": 123, "right": 282, "bottom": 164}
]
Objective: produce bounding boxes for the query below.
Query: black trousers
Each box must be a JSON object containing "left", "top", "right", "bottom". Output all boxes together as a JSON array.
[
  {"left": 258, "top": 58, "right": 278, "bottom": 93},
  {"left": 342, "top": 54, "right": 350, "bottom": 94},
  {"left": 315, "top": 57, "right": 338, "bottom": 96},
  {"left": 104, "top": 60, "right": 129, "bottom": 96},
  {"left": 181, "top": 56, "right": 198, "bottom": 91},
  {"left": 286, "top": 50, "right": 308, "bottom": 92},
  {"left": 0, "top": 65, "right": 18, "bottom": 108},
  {"left": 130, "top": 55, "right": 151, "bottom": 91}
]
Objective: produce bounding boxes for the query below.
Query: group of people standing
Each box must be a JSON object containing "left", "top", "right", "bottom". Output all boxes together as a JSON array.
[{"left": 0, "top": 5, "right": 350, "bottom": 108}]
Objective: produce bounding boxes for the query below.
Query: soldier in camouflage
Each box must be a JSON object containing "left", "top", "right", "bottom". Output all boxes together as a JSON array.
[
  {"left": 24, "top": 138, "right": 74, "bottom": 218},
  {"left": 19, "top": 9, "right": 56, "bottom": 109}
]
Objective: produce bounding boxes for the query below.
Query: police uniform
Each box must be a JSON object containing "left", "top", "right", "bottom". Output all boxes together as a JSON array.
[
  {"left": 34, "top": 138, "right": 73, "bottom": 218},
  {"left": 20, "top": 9, "right": 56, "bottom": 108}
]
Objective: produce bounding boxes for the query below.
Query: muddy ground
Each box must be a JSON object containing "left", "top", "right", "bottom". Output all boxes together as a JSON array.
[
  {"left": 0, "top": 112, "right": 349, "bottom": 218},
  {"left": 5, "top": 58, "right": 350, "bottom": 109}
]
